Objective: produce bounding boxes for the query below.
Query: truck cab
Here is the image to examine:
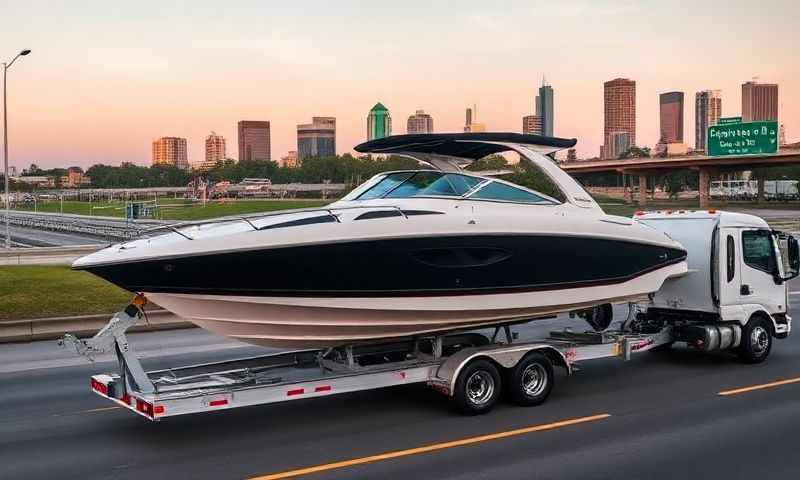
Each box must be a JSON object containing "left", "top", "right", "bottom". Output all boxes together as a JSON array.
[{"left": 634, "top": 210, "right": 800, "bottom": 361}]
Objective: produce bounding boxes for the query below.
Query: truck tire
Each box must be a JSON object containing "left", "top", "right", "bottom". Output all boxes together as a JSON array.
[
  {"left": 738, "top": 316, "right": 773, "bottom": 364},
  {"left": 507, "top": 353, "right": 554, "bottom": 406},
  {"left": 453, "top": 359, "right": 502, "bottom": 415}
]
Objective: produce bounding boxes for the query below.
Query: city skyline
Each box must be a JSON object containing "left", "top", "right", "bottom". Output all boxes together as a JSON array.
[{"left": 1, "top": 1, "right": 798, "bottom": 167}]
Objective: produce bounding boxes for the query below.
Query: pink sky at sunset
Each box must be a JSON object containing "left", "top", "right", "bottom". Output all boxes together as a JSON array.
[{"left": 1, "top": 0, "right": 798, "bottom": 169}]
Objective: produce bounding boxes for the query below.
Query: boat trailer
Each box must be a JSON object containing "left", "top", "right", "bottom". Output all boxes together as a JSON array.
[{"left": 60, "top": 299, "right": 674, "bottom": 420}]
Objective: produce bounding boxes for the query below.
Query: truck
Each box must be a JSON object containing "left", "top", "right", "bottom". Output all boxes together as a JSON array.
[{"left": 60, "top": 210, "right": 799, "bottom": 420}]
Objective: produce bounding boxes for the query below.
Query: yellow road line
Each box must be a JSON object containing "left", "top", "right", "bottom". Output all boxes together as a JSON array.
[
  {"left": 719, "top": 376, "right": 800, "bottom": 396},
  {"left": 52, "top": 405, "right": 121, "bottom": 417},
  {"left": 249, "top": 413, "right": 611, "bottom": 480},
  {"left": 81, "top": 406, "right": 122, "bottom": 413}
]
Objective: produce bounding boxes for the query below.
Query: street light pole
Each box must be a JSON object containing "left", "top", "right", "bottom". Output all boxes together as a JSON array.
[{"left": 3, "top": 49, "right": 31, "bottom": 250}]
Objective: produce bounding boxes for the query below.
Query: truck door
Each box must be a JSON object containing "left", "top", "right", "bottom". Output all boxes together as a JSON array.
[
  {"left": 738, "top": 229, "right": 784, "bottom": 313},
  {"left": 717, "top": 228, "right": 740, "bottom": 308}
]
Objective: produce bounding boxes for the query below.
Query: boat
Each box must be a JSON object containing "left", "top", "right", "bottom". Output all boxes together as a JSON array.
[{"left": 72, "top": 133, "right": 688, "bottom": 348}]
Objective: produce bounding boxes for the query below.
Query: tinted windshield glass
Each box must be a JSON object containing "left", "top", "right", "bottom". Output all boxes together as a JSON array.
[
  {"left": 385, "top": 172, "right": 483, "bottom": 198},
  {"left": 356, "top": 172, "right": 483, "bottom": 200},
  {"left": 357, "top": 172, "right": 414, "bottom": 200},
  {"left": 469, "top": 181, "right": 551, "bottom": 204}
]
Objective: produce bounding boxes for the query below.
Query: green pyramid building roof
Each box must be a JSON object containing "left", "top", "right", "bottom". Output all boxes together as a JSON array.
[{"left": 370, "top": 102, "right": 388, "bottom": 112}]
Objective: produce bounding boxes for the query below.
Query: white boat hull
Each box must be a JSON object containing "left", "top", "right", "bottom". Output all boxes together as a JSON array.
[{"left": 147, "top": 261, "right": 686, "bottom": 348}]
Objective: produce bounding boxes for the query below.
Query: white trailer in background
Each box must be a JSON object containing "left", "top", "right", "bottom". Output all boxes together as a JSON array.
[{"left": 61, "top": 210, "right": 799, "bottom": 421}]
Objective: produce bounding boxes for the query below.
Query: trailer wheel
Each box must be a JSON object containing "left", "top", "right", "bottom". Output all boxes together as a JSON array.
[
  {"left": 507, "top": 353, "right": 554, "bottom": 406},
  {"left": 453, "top": 359, "right": 501, "bottom": 415},
  {"left": 738, "top": 316, "right": 773, "bottom": 364}
]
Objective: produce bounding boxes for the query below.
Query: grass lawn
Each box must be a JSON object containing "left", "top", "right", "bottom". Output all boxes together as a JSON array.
[
  {"left": 14, "top": 199, "right": 330, "bottom": 221},
  {"left": 158, "top": 199, "right": 329, "bottom": 221},
  {"left": 0, "top": 266, "right": 132, "bottom": 320}
]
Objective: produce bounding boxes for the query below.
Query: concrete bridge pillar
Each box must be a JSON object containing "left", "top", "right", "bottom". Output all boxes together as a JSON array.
[
  {"left": 638, "top": 173, "right": 647, "bottom": 206},
  {"left": 698, "top": 168, "right": 710, "bottom": 209},
  {"left": 757, "top": 175, "right": 765, "bottom": 204}
]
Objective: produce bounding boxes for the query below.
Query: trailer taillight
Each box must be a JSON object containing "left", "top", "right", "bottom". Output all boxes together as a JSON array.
[
  {"left": 91, "top": 378, "right": 108, "bottom": 395},
  {"left": 135, "top": 399, "right": 164, "bottom": 417}
]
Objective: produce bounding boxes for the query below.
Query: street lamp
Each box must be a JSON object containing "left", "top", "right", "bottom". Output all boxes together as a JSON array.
[{"left": 3, "top": 48, "right": 31, "bottom": 250}]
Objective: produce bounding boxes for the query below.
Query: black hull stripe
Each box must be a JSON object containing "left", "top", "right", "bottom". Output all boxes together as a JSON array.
[
  {"left": 80, "top": 234, "right": 687, "bottom": 299},
  {"left": 130, "top": 256, "right": 685, "bottom": 298}
]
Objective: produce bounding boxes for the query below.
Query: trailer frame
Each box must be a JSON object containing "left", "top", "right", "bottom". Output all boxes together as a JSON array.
[{"left": 59, "top": 301, "right": 680, "bottom": 421}]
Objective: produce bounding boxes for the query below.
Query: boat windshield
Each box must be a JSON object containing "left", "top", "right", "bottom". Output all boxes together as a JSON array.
[
  {"left": 354, "top": 171, "right": 557, "bottom": 204},
  {"left": 357, "top": 171, "right": 482, "bottom": 200}
]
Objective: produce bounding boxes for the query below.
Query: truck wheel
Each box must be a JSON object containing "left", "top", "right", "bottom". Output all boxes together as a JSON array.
[
  {"left": 738, "top": 316, "right": 773, "bottom": 364},
  {"left": 453, "top": 359, "right": 501, "bottom": 415},
  {"left": 508, "top": 353, "right": 554, "bottom": 406}
]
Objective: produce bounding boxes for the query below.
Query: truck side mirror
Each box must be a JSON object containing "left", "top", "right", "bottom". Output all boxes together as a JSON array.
[{"left": 788, "top": 236, "right": 800, "bottom": 279}]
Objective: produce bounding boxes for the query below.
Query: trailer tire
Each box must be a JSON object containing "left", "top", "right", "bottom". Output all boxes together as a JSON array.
[
  {"left": 507, "top": 353, "right": 554, "bottom": 406},
  {"left": 738, "top": 316, "right": 773, "bottom": 364},
  {"left": 453, "top": 359, "right": 502, "bottom": 415}
]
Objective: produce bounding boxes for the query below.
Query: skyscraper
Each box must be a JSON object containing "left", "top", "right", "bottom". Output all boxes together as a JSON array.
[
  {"left": 238, "top": 121, "right": 271, "bottom": 161},
  {"left": 152, "top": 137, "right": 189, "bottom": 169},
  {"left": 407, "top": 110, "right": 434, "bottom": 134},
  {"left": 199, "top": 131, "right": 226, "bottom": 170},
  {"left": 741, "top": 81, "right": 778, "bottom": 122},
  {"left": 297, "top": 117, "right": 336, "bottom": 161},
  {"left": 522, "top": 115, "right": 542, "bottom": 135},
  {"left": 603, "top": 78, "right": 636, "bottom": 159},
  {"left": 367, "top": 103, "right": 392, "bottom": 140},
  {"left": 695, "top": 90, "right": 722, "bottom": 151},
  {"left": 537, "top": 80, "right": 554, "bottom": 137},
  {"left": 464, "top": 105, "right": 486, "bottom": 132},
  {"left": 659, "top": 91, "right": 684, "bottom": 144}
]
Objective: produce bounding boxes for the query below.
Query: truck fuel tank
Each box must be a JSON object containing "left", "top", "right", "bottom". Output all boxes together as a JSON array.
[{"left": 675, "top": 324, "right": 742, "bottom": 351}]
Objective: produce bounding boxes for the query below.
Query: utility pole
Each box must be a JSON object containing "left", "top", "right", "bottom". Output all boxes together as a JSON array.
[{"left": 3, "top": 49, "right": 31, "bottom": 250}]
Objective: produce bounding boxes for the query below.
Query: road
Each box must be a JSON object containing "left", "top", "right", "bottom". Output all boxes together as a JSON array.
[
  {"left": 2, "top": 288, "right": 800, "bottom": 479},
  {"left": 5, "top": 225, "right": 105, "bottom": 247}
]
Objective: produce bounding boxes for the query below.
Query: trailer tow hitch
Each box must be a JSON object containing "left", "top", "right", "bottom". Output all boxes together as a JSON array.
[{"left": 58, "top": 297, "right": 155, "bottom": 394}]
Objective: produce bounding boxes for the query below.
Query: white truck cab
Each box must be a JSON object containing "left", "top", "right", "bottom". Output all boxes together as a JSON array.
[{"left": 634, "top": 210, "right": 799, "bottom": 362}]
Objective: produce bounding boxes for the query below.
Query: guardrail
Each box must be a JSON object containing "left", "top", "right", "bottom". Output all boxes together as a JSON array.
[
  {"left": 0, "top": 310, "right": 193, "bottom": 343},
  {"left": 1, "top": 211, "right": 164, "bottom": 240}
]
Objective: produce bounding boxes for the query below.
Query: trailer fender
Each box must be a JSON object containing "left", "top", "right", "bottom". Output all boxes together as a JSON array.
[{"left": 430, "top": 344, "right": 571, "bottom": 396}]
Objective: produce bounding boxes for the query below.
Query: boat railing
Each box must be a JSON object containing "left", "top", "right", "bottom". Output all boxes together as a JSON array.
[{"left": 133, "top": 204, "right": 411, "bottom": 241}]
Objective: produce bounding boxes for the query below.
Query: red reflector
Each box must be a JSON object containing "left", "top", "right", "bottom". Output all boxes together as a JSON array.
[
  {"left": 634, "top": 211, "right": 645, "bottom": 216},
  {"left": 91, "top": 379, "right": 108, "bottom": 395},
  {"left": 153, "top": 405, "right": 165, "bottom": 415},
  {"left": 314, "top": 385, "right": 331, "bottom": 392},
  {"left": 121, "top": 393, "right": 131, "bottom": 405},
  {"left": 287, "top": 388, "right": 305, "bottom": 396},
  {"left": 136, "top": 399, "right": 154, "bottom": 416},
  {"left": 209, "top": 399, "right": 228, "bottom": 407},
  {"left": 708, "top": 208, "right": 717, "bottom": 214}
]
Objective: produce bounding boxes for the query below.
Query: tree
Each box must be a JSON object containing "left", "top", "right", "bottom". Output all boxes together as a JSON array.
[{"left": 467, "top": 154, "right": 509, "bottom": 172}]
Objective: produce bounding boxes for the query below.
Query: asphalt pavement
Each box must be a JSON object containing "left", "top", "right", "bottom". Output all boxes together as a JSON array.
[
  {"left": 6, "top": 225, "right": 107, "bottom": 247},
  {"left": 2, "top": 286, "right": 800, "bottom": 480}
]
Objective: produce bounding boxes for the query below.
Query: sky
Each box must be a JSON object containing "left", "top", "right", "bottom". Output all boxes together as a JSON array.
[{"left": 1, "top": 0, "right": 798, "bottom": 169}]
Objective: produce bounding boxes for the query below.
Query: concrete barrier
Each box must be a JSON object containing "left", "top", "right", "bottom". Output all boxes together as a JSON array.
[
  {"left": 0, "top": 310, "right": 194, "bottom": 343},
  {"left": 1, "top": 244, "right": 104, "bottom": 265}
]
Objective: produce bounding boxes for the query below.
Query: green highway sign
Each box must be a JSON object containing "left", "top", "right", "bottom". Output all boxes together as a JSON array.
[
  {"left": 708, "top": 120, "right": 778, "bottom": 156},
  {"left": 717, "top": 116, "right": 742, "bottom": 125}
]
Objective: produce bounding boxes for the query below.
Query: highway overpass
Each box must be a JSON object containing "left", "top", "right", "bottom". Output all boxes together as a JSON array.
[{"left": 561, "top": 147, "right": 800, "bottom": 207}]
